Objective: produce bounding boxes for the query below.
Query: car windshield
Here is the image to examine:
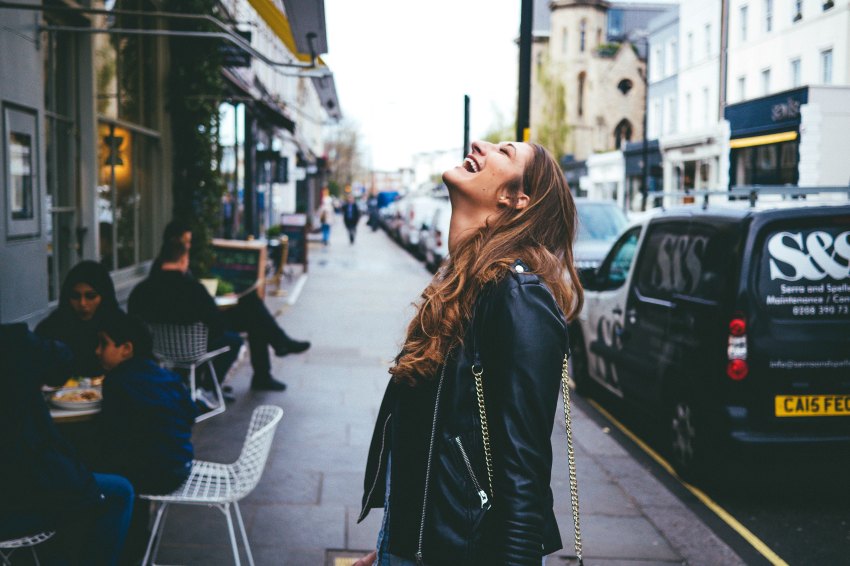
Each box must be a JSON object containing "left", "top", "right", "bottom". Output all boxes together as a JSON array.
[{"left": 576, "top": 203, "right": 628, "bottom": 241}]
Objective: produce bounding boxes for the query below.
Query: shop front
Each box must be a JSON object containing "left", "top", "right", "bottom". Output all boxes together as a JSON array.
[
  {"left": 659, "top": 121, "right": 729, "bottom": 206},
  {"left": 725, "top": 87, "right": 806, "bottom": 188},
  {"left": 623, "top": 139, "right": 663, "bottom": 210},
  {"left": 726, "top": 86, "right": 850, "bottom": 190}
]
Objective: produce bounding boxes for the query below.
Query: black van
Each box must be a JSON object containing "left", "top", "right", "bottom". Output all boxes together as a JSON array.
[{"left": 570, "top": 204, "right": 850, "bottom": 477}]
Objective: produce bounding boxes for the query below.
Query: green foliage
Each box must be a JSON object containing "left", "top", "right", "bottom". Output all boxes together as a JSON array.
[
  {"left": 595, "top": 42, "right": 621, "bottom": 58},
  {"left": 165, "top": 0, "right": 225, "bottom": 277},
  {"left": 215, "top": 279, "right": 235, "bottom": 296},
  {"left": 533, "top": 52, "right": 570, "bottom": 160}
]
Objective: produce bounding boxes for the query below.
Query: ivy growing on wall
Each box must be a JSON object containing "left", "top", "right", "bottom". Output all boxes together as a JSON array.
[{"left": 165, "top": 0, "right": 225, "bottom": 276}]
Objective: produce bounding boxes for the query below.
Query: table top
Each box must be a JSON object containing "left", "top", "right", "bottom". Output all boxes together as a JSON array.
[
  {"left": 45, "top": 384, "right": 102, "bottom": 424},
  {"left": 215, "top": 295, "right": 239, "bottom": 308},
  {"left": 50, "top": 406, "right": 99, "bottom": 423}
]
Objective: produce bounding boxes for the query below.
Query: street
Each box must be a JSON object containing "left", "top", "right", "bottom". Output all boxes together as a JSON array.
[{"left": 153, "top": 222, "right": 755, "bottom": 565}]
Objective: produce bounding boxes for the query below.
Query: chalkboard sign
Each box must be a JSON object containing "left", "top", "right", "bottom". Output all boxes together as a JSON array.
[
  {"left": 280, "top": 225, "right": 308, "bottom": 270},
  {"left": 211, "top": 239, "right": 268, "bottom": 298},
  {"left": 278, "top": 214, "right": 309, "bottom": 272}
]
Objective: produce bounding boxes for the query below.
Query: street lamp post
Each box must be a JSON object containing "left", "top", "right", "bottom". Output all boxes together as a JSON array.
[{"left": 638, "top": 35, "right": 650, "bottom": 212}]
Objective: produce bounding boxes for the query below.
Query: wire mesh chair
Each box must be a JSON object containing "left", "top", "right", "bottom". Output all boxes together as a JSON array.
[
  {"left": 148, "top": 322, "right": 230, "bottom": 423},
  {"left": 0, "top": 531, "right": 55, "bottom": 566},
  {"left": 139, "top": 405, "right": 284, "bottom": 566}
]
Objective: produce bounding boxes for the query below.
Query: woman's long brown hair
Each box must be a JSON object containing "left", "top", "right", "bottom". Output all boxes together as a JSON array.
[{"left": 390, "top": 143, "right": 584, "bottom": 386}]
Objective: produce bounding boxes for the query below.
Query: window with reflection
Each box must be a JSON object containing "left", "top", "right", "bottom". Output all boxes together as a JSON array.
[{"left": 93, "top": 0, "right": 160, "bottom": 271}]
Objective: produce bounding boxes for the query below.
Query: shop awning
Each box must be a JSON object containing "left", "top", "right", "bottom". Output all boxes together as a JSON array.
[
  {"left": 729, "top": 130, "right": 797, "bottom": 149},
  {"left": 247, "top": 0, "right": 327, "bottom": 65}
]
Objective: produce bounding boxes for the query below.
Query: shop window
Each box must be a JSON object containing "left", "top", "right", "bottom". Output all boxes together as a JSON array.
[
  {"left": 732, "top": 140, "right": 798, "bottom": 187},
  {"left": 94, "top": 0, "right": 160, "bottom": 272},
  {"left": 94, "top": 0, "right": 159, "bottom": 129},
  {"left": 43, "top": 26, "right": 79, "bottom": 301},
  {"left": 3, "top": 105, "right": 40, "bottom": 239}
]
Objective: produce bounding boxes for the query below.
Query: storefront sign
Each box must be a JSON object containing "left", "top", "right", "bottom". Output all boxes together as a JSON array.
[
  {"left": 771, "top": 97, "right": 801, "bottom": 122},
  {"left": 726, "top": 87, "right": 808, "bottom": 137}
]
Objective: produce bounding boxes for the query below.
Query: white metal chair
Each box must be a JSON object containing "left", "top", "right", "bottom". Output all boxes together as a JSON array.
[
  {"left": 149, "top": 322, "right": 230, "bottom": 423},
  {"left": 0, "top": 531, "right": 55, "bottom": 566},
  {"left": 139, "top": 405, "right": 284, "bottom": 566}
]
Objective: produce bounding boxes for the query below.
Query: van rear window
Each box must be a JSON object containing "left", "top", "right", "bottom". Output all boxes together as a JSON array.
[{"left": 758, "top": 226, "right": 850, "bottom": 319}]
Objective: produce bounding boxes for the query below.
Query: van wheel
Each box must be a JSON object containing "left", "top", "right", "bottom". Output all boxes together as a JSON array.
[
  {"left": 568, "top": 327, "right": 594, "bottom": 397},
  {"left": 668, "top": 392, "right": 714, "bottom": 481}
]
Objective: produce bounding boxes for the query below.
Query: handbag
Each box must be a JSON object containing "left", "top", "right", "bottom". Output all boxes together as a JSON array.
[{"left": 472, "top": 354, "right": 584, "bottom": 565}]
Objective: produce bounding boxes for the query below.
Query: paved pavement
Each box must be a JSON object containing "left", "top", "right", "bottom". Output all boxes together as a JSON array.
[{"left": 155, "top": 220, "right": 746, "bottom": 566}]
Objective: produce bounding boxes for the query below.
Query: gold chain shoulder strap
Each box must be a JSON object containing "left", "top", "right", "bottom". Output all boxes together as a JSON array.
[
  {"left": 472, "top": 355, "right": 583, "bottom": 565},
  {"left": 472, "top": 364, "right": 495, "bottom": 501},
  {"left": 561, "top": 354, "right": 584, "bottom": 565}
]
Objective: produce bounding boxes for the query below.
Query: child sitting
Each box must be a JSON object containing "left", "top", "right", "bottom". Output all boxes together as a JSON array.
[{"left": 95, "top": 310, "right": 197, "bottom": 495}]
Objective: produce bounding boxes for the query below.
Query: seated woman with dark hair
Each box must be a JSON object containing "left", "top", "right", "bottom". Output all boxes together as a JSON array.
[
  {"left": 95, "top": 310, "right": 197, "bottom": 495},
  {"left": 35, "top": 260, "right": 122, "bottom": 378}
]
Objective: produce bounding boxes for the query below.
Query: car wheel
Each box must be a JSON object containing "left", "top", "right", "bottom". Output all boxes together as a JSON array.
[
  {"left": 568, "top": 326, "right": 594, "bottom": 397},
  {"left": 668, "top": 390, "right": 715, "bottom": 481}
]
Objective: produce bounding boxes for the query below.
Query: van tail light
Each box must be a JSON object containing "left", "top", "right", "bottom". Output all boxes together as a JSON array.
[
  {"left": 435, "top": 230, "right": 442, "bottom": 248},
  {"left": 727, "top": 359, "right": 749, "bottom": 381},
  {"left": 726, "top": 314, "right": 748, "bottom": 380}
]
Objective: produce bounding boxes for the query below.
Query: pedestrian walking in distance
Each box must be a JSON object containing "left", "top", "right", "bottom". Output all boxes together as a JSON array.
[
  {"left": 318, "top": 187, "right": 335, "bottom": 246},
  {"left": 355, "top": 141, "right": 584, "bottom": 565},
  {"left": 342, "top": 193, "right": 361, "bottom": 244}
]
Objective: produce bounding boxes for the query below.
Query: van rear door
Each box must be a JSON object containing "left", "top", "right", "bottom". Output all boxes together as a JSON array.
[{"left": 746, "top": 208, "right": 850, "bottom": 429}]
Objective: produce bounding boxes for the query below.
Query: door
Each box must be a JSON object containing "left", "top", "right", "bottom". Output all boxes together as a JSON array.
[
  {"left": 584, "top": 226, "right": 642, "bottom": 396},
  {"left": 618, "top": 221, "right": 691, "bottom": 405}
]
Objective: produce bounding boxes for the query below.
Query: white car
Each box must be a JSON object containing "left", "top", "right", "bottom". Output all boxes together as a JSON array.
[
  {"left": 399, "top": 193, "right": 445, "bottom": 254},
  {"left": 423, "top": 198, "right": 452, "bottom": 272}
]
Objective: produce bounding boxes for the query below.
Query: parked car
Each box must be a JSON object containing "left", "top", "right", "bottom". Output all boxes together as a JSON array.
[
  {"left": 398, "top": 191, "right": 446, "bottom": 256},
  {"left": 423, "top": 198, "right": 452, "bottom": 272},
  {"left": 570, "top": 203, "right": 850, "bottom": 479},
  {"left": 574, "top": 198, "right": 629, "bottom": 271}
]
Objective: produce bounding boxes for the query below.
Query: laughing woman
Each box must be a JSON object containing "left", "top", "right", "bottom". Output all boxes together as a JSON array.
[{"left": 356, "top": 141, "right": 584, "bottom": 565}]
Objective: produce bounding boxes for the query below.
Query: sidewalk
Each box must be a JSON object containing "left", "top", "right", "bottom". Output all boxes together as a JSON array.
[{"left": 155, "top": 221, "right": 745, "bottom": 566}]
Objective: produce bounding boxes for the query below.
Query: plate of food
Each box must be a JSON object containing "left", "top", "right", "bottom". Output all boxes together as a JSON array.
[{"left": 50, "top": 388, "right": 103, "bottom": 411}]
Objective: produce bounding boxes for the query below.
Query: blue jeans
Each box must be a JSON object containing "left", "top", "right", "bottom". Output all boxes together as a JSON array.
[
  {"left": 321, "top": 223, "right": 331, "bottom": 245},
  {"left": 85, "top": 473, "right": 134, "bottom": 566},
  {"left": 376, "top": 454, "right": 417, "bottom": 566}
]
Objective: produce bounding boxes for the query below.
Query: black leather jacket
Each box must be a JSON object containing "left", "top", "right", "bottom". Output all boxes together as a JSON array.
[{"left": 359, "top": 260, "right": 569, "bottom": 565}]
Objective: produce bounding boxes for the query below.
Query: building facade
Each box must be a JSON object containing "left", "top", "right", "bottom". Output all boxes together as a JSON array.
[
  {"left": 725, "top": 0, "right": 850, "bottom": 189},
  {"left": 659, "top": 0, "right": 729, "bottom": 199},
  {"left": 0, "top": 0, "right": 338, "bottom": 325}
]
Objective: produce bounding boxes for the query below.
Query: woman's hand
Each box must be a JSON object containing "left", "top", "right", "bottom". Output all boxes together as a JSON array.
[{"left": 352, "top": 550, "right": 377, "bottom": 566}]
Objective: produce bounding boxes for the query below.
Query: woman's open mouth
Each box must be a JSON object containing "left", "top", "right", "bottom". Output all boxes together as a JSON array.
[{"left": 462, "top": 156, "right": 480, "bottom": 173}]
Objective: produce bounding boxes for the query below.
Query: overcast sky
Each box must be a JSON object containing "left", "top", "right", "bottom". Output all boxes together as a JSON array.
[{"left": 323, "top": 0, "right": 521, "bottom": 172}]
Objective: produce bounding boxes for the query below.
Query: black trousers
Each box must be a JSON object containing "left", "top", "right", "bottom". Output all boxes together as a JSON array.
[{"left": 220, "top": 291, "right": 287, "bottom": 379}]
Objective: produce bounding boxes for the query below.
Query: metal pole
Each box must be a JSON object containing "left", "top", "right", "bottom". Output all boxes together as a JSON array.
[
  {"left": 463, "top": 94, "right": 470, "bottom": 159},
  {"left": 516, "top": 0, "right": 533, "bottom": 142},
  {"left": 640, "top": 36, "right": 649, "bottom": 212}
]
